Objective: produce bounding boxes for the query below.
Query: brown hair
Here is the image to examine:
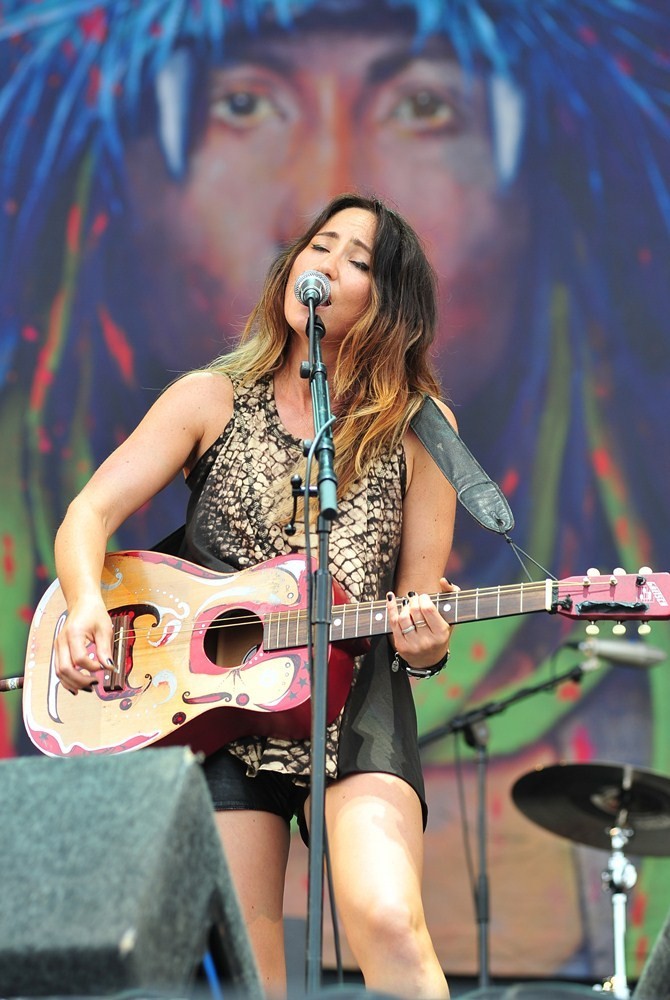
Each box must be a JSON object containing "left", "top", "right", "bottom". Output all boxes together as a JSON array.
[{"left": 208, "top": 192, "right": 442, "bottom": 504}]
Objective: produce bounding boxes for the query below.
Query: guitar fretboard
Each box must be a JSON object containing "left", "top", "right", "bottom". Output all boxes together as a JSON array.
[{"left": 264, "top": 580, "right": 555, "bottom": 651}]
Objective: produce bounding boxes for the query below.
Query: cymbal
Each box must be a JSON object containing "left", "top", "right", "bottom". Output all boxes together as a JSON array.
[{"left": 512, "top": 761, "right": 670, "bottom": 856}]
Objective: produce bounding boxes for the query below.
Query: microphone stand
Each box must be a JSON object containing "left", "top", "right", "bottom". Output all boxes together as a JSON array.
[
  {"left": 302, "top": 302, "right": 338, "bottom": 995},
  {"left": 418, "top": 660, "right": 589, "bottom": 988}
]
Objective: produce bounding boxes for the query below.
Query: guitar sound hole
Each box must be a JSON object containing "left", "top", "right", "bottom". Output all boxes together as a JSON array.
[{"left": 204, "top": 609, "right": 263, "bottom": 669}]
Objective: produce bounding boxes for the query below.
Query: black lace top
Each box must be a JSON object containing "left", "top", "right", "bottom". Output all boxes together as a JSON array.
[{"left": 179, "top": 374, "right": 426, "bottom": 821}]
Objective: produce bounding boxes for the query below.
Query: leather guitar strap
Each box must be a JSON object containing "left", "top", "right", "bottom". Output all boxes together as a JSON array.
[{"left": 410, "top": 396, "right": 515, "bottom": 535}]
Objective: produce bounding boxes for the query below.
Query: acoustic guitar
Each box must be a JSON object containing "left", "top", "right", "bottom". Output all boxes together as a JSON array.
[{"left": 22, "top": 550, "right": 670, "bottom": 757}]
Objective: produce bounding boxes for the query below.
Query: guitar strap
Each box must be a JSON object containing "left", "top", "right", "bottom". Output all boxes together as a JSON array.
[
  {"left": 410, "top": 396, "right": 514, "bottom": 535},
  {"left": 152, "top": 395, "right": 514, "bottom": 554}
]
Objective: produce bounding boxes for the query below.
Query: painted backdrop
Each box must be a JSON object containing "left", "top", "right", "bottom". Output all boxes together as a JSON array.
[{"left": 1, "top": 0, "right": 670, "bottom": 983}]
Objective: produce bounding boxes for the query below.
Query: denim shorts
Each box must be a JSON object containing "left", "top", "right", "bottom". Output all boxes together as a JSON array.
[{"left": 202, "top": 746, "right": 311, "bottom": 841}]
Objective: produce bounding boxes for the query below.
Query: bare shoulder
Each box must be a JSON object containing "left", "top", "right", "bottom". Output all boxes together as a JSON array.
[
  {"left": 164, "top": 370, "right": 234, "bottom": 408},
  {"left": 165, "top": 370, "right": 234, "bottom": 422},
  {"left": 431, "top": 396, "right": 457, "bottom": 431},
  {"left": 159, "top": 371, "right": 235, "bottom": 468}
]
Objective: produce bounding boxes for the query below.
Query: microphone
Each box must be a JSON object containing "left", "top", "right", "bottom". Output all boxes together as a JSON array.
[
  {"left": 566, "top": 637, "right": 666, "bottom": 669},
  {"left": 294, "top": 269, "right": 331, "bottom": 306}
]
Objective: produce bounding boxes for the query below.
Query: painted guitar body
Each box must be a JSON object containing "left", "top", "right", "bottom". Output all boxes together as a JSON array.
[{"left": 23, "top": 551, "right": 355, "bottom": 757}]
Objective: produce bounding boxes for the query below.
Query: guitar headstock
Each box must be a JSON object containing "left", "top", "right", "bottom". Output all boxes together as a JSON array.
[{"left": 553, "top": 567, "right": 670, "bottom": 635}]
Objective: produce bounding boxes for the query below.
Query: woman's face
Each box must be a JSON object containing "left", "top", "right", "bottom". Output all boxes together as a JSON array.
[
  {"left": 284, "top": 207, "right": 376, "bottom": 342},
  {"left": 124, "top": 28, "right": 528, "bottom": 398}
]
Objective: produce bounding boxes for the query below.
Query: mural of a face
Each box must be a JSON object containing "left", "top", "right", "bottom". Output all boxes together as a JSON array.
[{"left": 125, "top": 30, "right": 528, "bottom": 399}]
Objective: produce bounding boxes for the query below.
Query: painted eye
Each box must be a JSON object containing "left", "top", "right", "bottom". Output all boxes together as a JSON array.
[
  {"left": 210, "top": 90, "right": 277, "bottom": 128},
  {"left": 391, "top": 89, "right": 462, "bottom": 133}
]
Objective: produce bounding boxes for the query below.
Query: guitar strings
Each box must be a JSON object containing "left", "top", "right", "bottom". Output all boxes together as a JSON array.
[{"left": 88, "top": 578, "right": 623, "bottom": 648}]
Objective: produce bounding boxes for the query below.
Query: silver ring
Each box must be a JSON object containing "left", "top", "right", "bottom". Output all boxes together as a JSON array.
[
  {"left": 401, "top": 625, "right": 416, "bottom": 635},
  {"left": 414, "top": 619, "right": 428, "bottom": 628}
]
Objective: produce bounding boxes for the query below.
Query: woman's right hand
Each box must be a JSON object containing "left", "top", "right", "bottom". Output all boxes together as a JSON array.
[{"left": 53, "top": 594, "right": 114, "bottom": 694}]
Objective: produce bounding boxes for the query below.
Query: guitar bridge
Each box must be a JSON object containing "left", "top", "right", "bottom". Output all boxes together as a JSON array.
[{"left": 103, "top": 612, "right": 132, "bottom": 691}]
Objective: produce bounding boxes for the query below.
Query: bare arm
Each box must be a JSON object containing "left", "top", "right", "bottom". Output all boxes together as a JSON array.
[
  {"left": 53, "top": 371, "right": 234, "bottom": 692},
  {"left": 387, "top": 398, "right": 459, "bottom": 671}
]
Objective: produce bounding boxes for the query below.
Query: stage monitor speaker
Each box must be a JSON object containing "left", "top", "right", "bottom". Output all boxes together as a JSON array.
[
  {"left": 0, "top": 747, "right": 262, "bottom": 997},
  {"left": 458, "top": 986, "right": 602, "bottom": 1000},
  {"left": 635, "top": 906, "right": 670, "bottom": 1000}
]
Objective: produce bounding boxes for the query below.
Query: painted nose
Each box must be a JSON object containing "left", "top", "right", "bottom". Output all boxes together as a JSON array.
[{"left": 275, "top": 108, "right": 358, "bottom": 244}]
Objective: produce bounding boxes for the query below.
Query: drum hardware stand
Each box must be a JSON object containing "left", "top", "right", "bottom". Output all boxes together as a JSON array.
[
  {"left": 419, "top": 660, "right": 588, "bottom": 989},
  {"left": 597, "top": 824, "right": 637, "bottom": 1000},
  {"left": 512, "top": 756, "right": 670, "bottom": 1000},
  {"left": 463, "top": 718, "right": 492, "bottom": 989}
]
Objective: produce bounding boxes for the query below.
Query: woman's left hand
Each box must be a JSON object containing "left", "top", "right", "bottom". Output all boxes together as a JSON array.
[{"left": 386, "top": 577, "right": 458, "bottom": 674}]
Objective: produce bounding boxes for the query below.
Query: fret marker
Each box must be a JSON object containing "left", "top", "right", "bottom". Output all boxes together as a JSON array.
[
  {"left": 333, "top": 618, "right": 342, "bottom": 628},
  {"left": 374, "top": 612, "right": 383, "bottom": 622}
]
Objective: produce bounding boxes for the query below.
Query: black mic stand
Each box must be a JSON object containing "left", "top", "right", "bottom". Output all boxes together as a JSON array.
[
  {"left": 418, "top": 660, "right": 589, "bottom": 989},
  {"left": 301, "top": 303, "right": 338, "bottom": 995}
]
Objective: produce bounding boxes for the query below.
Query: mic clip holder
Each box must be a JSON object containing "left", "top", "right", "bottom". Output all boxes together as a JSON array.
[{"left": 285, "top": 474, "right": 318, "bottom": 537}]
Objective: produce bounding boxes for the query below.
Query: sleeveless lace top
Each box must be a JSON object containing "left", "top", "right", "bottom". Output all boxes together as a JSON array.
[{"left": 181, "top": 373, "right": 409, "bottom": 784}]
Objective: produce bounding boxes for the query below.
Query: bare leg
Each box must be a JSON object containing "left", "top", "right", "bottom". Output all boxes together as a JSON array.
[
  {"left": 319, "top": 772, "right": 449, "bottom": 999},
  {"left": 214, "top": 809, "right": 291, "bottom": 998}
]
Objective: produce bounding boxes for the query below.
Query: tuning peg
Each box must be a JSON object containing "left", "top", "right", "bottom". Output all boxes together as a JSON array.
[
  {"left": 638, "top": 566, "right": 653, "bottom": 574},
  {"left": 613, "top": 567, "right": 626, "bottom": 576},
  {"left": 587, "top": 567, "right": 600, "bottom": 577},
  {"left": 638, "top": 623, "right": 652, "bottom": 636},
  {"left": 612, "top": 622, "right": 626, "bottom": 636},
  {"left": 586, "top": 622, "right": 600, "bottom": 636}
]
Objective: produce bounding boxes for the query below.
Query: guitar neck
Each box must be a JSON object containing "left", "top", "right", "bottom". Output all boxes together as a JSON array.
[{"left": 264, "top": 580, "right": 555, "bottom": 651}]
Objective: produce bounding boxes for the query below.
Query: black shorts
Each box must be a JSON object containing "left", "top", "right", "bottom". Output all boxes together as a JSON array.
[{"left": 202, "top": 747, "right": 311, "bottom": 843}]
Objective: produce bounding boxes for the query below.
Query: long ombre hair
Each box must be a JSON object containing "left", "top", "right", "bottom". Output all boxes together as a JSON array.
[{"left": 208, "top": 193, "right": 442, "bottom": 503}]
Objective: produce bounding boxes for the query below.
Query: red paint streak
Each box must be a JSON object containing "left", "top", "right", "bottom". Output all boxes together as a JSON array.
[
  {"left": 577, "top": 25, "right": 599, "bottom": 46},
  {"left": 86, "top": 65, "right": 101, "bottom": 105},
  {"left": 614, "top": 515, "right": 631, "bottom": 546},
  {"left": 592, "top": 447, "right": 612, "bottom": 478},
  {"left": 2, "top": 536, "right": 15, "bottom": 583},
  {"left": 470, "top": 642, "right": 487, "bottom": 661},
  {"left": 615, "top": 54, "right": 633, "bottom": 76},
  {"left": 0, "top": 699, "right": 16, "bottom": 758},
  {"left": 22, "top": 325, "right": 39, "bottom": 342},
  {"left": 500, "top": 468, "right": 519, "bottom": 496},
  {"left": 91, "top": 211, "right": 109, "bottom": 240},
  {"left": 38, "top": 426, "right": 52, "bottom": 454},
  {"left": 557, "top": 680, "right": 581, "bottom": 703},
  {"left": 630, "top": 891, "right": 647, "bottom": 927},
  {"left": 30, "top": 358, "right": 54, "bottom": 411},
  {"left": 98, "top": 307, "right": 135, "bottom": 383},
  {"left": 18, "top": 607, "right": 34, "bottom": 624},
  {"left": 446, "top": 684, "right": 463, "bottom": 700},
  {"left": 635, "top": 936, "right": 650, "bottom": 968},
  {"left": 591, "top": 447, "right": 626, "bottom": 502},
  {"left": 66, "top": 204, "right": 81, "bottom": 254},
  {"left": 79, "top": 8, "right": 107, "bottom": 42},
  {"left": 569, "top": 724, "right": 593, "bottom": 762},
  {"left": 491, "top": 792, "right": 504, "bottom": 821}
]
